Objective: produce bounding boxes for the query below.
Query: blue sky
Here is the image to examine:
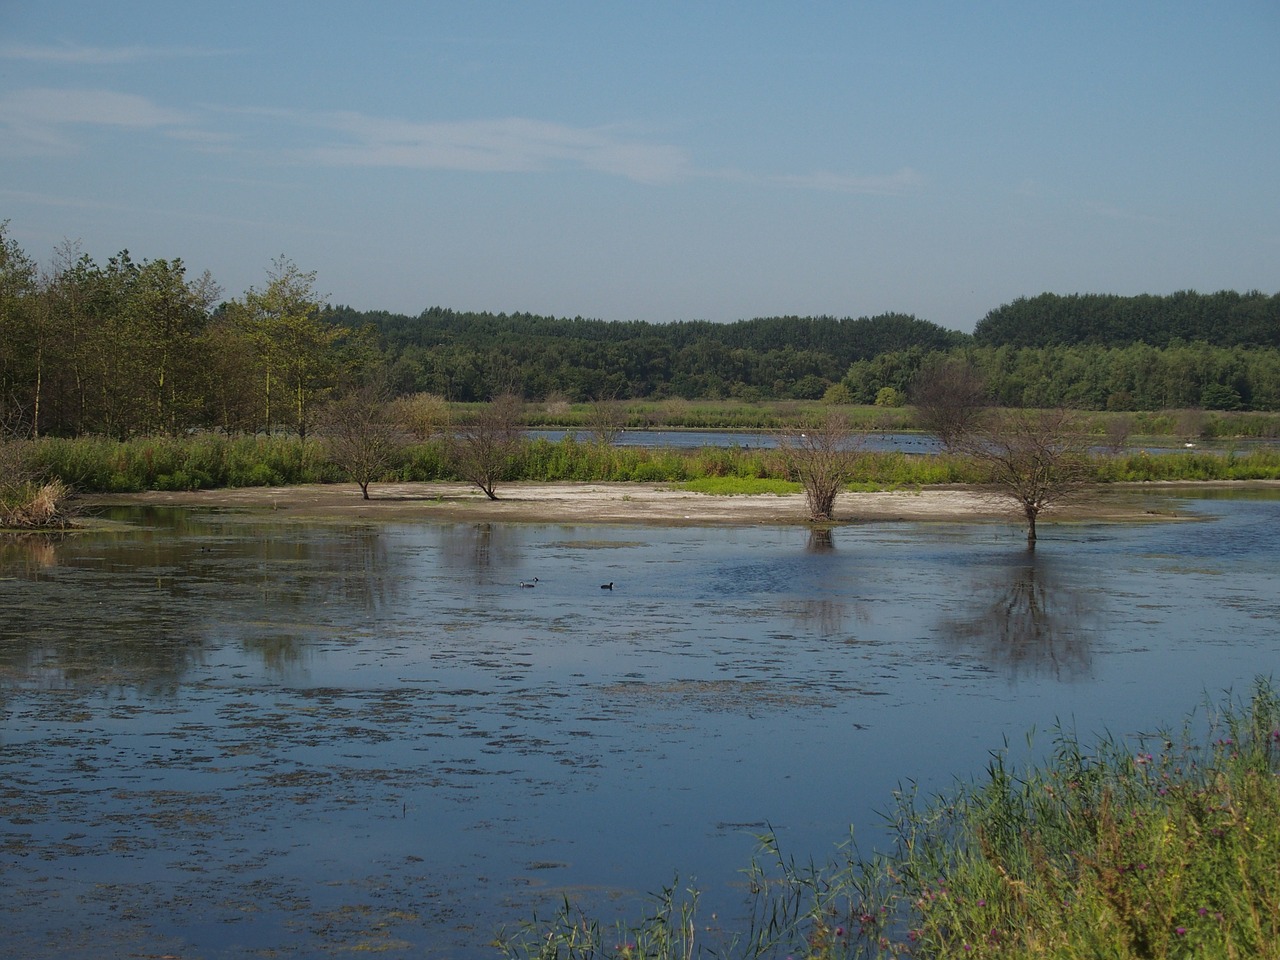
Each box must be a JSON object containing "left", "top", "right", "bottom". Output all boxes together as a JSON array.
[{"left": 2, "top": 1, "right": 1277, "bottom": 331}]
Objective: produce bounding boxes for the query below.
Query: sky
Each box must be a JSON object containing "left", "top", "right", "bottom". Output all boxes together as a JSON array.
[{"left": 1, "top": 2, "right": 1277, "bottom": 332}]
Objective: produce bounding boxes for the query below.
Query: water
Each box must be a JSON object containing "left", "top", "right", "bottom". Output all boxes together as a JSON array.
[
  {"left": 529, "top": 428, "right": 1278, "bottom": 455},
  {"left": 2, "top": 490, "right": 1278, "bottom": 957}
]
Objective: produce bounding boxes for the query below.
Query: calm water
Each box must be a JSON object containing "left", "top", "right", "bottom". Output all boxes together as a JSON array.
[{"left": 2, "top": 489, "right": 1278, "bottom": 957}]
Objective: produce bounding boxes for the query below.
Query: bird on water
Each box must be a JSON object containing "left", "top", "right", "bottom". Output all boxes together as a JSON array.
[
  {"left": 519, "top": 578, "right": 539, "bottom": 588},
  {"left": 600, "top": 582, "right": 614, "bottom": 590}
]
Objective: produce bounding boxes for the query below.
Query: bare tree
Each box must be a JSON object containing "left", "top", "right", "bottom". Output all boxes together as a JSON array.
[
  {"left": 777, "top": 410, "right": 864, "bottom": 522},
  {"left": 585, "top": 397, "right": 628, "bottom": 446},
  {"left": 318, "top": 384, "right": 406, "bottom": 500},
  {"left": 910, "top": 356, "right": 989, "bottom": 451},
  {"left": 449, "top": 392, "right": 526, "bottom": 500},
  {"left": 960, "top": 408, "right": 1091, "bottom": 546},
  {"left": 1102, "top": 414, "right": 1133, "bottom": 455}
]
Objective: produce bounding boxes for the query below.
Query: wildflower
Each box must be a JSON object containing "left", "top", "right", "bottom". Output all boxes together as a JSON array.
[
  {"left": 1175, "top": 927, "right": 1187, "bottom": 936},
  {"left": 1198, "top": 907, "right": 1208, "bottom": 916}
]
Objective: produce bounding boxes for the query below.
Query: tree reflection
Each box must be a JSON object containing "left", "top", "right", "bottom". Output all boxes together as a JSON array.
[
  {"left": 0, "top": 521, "right": 405, "bottom": 688},
  {"left": 782, "top": 598, "right": 856, "bottom": 637},
  {"left": 805, "top": 527, "right": 836, "bottom": 553},
  {"left": 938, "top": 550, "right": 1098, "bottom": 680},
  {"left": 439, "top": 521, "right": 521, "bottom": 585}
]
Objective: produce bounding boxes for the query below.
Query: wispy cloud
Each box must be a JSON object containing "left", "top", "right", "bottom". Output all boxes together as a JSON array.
[
  {"left": 299, "top": 112, "right": 694, "bottom": 184},
  {"left": 273, "top": 108, "right": 918, "bottom": 193},
  {"left": 0, "top": 87, "right": 194, "bottom": 154},
  {"left": 0, "top": 43, "right": 235, "bottom": 65},
  {"left": 2, "top": 85, "right": 921, "bottom": 195}
]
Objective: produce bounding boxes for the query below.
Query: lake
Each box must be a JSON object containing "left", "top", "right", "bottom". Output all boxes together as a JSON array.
[{"left": 2, "top": 487, "right": 1278, "bottom": 957}]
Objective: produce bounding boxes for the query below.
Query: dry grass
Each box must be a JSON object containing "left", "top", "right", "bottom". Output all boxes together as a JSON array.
[{"left": 0, "top": 478, "right": 78, "bottom": 529}]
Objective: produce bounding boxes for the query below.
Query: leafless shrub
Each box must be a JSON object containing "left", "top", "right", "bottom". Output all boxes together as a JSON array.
[
  {"left": 911, "top": 357, "right": 989, "bottom": 451},
  {"left": 585, "top": 398, "right": 628, "bottom": 446},
  {"left": 777, "top": 410, "right": 865, "bottom": 522},
  {"left": 318, "top": 385, "right": 407, "bottom": 500},
  {"left": 448, "top": 392, "right": 526, "bottom": 500}
]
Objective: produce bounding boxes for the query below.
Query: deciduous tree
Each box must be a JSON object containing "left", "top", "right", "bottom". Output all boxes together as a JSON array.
[
  {"left": 960, "top": 408, "right": 1090, "bottom": 546},
  {"left": 449, "top": 392, "right": 526, "bottom": 500},
  {"left": 777, "top": 410, "right": 864, "bottom": 522},
  {"left": 318, "top": 383, "right": 406, "bottom": 500},
  {"left": 910, "top": 356, "right": 989, "bottom": 450}
]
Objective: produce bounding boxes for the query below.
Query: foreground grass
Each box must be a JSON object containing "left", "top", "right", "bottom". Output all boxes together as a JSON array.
[{"left": 498, "top": 681, "right": 1280, "bottom": 959}]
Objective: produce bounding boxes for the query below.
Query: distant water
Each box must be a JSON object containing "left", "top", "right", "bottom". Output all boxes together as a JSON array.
[{"left": 530, "top": 428, "right": 1276, "bottom": 456}]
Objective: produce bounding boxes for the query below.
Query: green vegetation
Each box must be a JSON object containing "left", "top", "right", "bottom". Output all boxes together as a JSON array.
[
  {"left": 499, "top": 681, "right": 1280, "bottom": 959},
  {"left": 680, "top": 476, "right": 800, "bottom": 496},
  {"left": 4, "top": 222, "right": 1279, "bottom": 442},
  {"left": 12, "top": 432, "right": 1280, "bottom": 497}
]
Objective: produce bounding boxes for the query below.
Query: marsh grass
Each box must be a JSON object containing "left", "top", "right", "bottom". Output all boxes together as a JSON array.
[
  {"left": 18, "top": 433, "right": 1280, "bottom": 494},
  {"left": 499, "top": 681, "right": 1280, "bottom": 960}
]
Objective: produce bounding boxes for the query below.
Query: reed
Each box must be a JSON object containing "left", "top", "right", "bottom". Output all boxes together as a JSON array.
[{"left": 499, "top": 681, "right": 1280, "bottom": 960}]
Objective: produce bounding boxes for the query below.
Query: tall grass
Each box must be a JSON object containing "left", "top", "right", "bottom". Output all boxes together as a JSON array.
[
  {"left": 499, "top": 681, "right": 1280, "bottom": 960},
  {"left": 27, "top": 434, "right": 340, "bottom": 492},
  {"left": 19, "top": 434, "right": 1280, "bottom": 494}
]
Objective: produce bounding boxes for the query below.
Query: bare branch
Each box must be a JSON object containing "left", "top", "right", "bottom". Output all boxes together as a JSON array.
[
  {"left": 777, "top": 410, "right": 865, "bottom": 522},
  {"left": 960, "top": 408, "right": 1091, "bottom": 546}
]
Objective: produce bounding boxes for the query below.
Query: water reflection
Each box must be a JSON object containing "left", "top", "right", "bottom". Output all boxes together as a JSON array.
[
  {"left": 0, "top": 534, "right": 61, "bottom": 577},
  {"left": 439, "top": 521, "right": 522, "bottom": 584},
  {"left": 805, "top": 527, "right": 836, "bottom": 553},
  {"left": 937, "top": 549, "right": 1098, "bottom": 680},
  {"left": 782, "top": 598, "right": 853, "bottom": 636},
  {"left": 0, "top": 519, "right": 401, "bottom": 689},
  {"left": 3, "top": 494, "right": 1279, "bottom": 960}
]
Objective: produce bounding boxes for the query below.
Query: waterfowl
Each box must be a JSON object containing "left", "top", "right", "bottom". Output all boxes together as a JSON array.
[
  {"left": 519, "top": 578, "right": 539, "bottom": 588},
  {"left": 600, "top": 582, "right": 614, "bottom": 590}
]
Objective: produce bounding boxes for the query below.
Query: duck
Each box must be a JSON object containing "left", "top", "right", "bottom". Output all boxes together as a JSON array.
[
  {"left": 600, "top": 582, "right": 614, "bottom": 590},
  {"left": 519, "top": 578, "right": 539, "bottom": 588}
]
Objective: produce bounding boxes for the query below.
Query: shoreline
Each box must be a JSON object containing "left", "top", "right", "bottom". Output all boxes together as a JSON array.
[{"left": 78, "top": 479, "right": 1276, "bottom": 527}]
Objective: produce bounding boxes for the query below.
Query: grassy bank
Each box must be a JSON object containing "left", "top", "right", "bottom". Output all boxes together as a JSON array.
[
  {"left": 499, "top": 681, "right": 1280, "bottom": 959},
  {"left": 15, "top": 433, "right": 1280, "bottom": 495}
]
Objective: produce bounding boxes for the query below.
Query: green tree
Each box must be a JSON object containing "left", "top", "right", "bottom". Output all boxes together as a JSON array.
[
  {"left": 234, "top": 257, "right": 348, "bottom": 439},
  {"left": 0, "top": 222, "right": 38, "bottom": 434}
]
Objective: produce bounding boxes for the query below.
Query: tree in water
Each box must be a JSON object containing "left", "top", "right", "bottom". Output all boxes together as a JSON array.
[
  {"left": 777, "top": 410, "right": 864, "bottom": 522},
  {"left": 960, "top": 407, "right": 1090, "bottom": 546}
]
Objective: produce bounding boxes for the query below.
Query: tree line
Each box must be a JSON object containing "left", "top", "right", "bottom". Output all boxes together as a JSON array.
[{"left": 4, "top": 221, "right": 1279, "bottom": 440}]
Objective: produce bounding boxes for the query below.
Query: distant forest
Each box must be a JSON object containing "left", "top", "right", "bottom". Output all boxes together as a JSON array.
[
  {"left": 2, "top": 222, "right": 1279, "bottom": 438},
  {"left": 335, "top": 290, "right": 1280, "bottom": 411}
]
